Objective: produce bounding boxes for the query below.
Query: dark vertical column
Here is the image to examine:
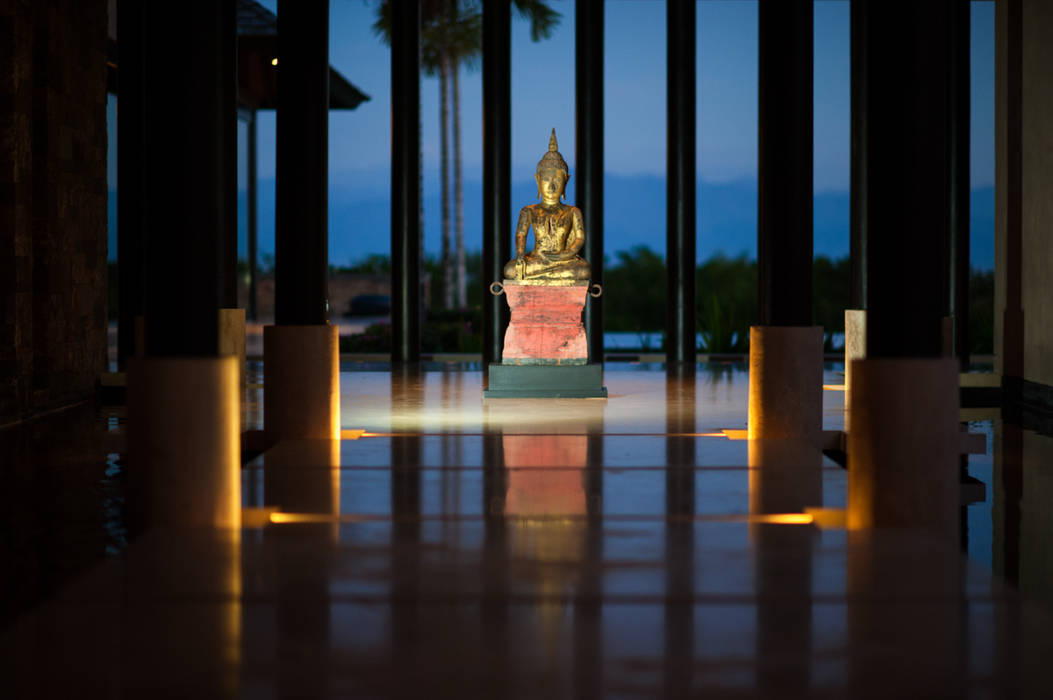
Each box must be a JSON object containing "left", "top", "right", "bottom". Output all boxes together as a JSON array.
[
  {"left": 219, "top": 26, "right": 238, "bottom": 312},
  {"left": 117, "top": 0, "right": 146, "bottom": 367},
  {"left": 576, "top": 0, "right": 604, "bottom": 363},
  {"left": 275, "top": 0, "right": 329, "bottom": 326},
  {"left": 247, "top": 110, "right": 259, "bottom": 321},
  {"left": 849, "top": 0, "right": 868, "bottom": 310},
  {"left": 391, "top": 0, "right": 421, "bottom": 362},
  {"left": 483, "top": 0, "right": 511, "bottom": 366},
  {"left": 949, "top": 1, "right": 971, "bottom": 368},
  {"left": 758, "top": 0, "right": 813, "bottom": 327},
  {"left": 666, "top": 0, "right": 696, "bottom": 365},
  {"left": 864, "top": 3, "right": 952, "bottom": 358},
  {"left": 142, "top": 0, "right": 235, "bottom": 356},
  {"left": 1002, "top": 0, "right": 1024, "bottom": 386}
]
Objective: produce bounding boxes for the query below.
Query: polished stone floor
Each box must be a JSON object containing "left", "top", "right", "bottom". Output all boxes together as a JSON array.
[{"left": 4, "top": 363, "right": 1053, "bottom": 697}]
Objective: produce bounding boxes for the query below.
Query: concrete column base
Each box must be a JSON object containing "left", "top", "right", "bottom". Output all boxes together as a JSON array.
[
  {"left": 264, "top": 324, "right": 340, "bottom": 442},
  {"left": 847, "top": 357, "right": 959, "bottom": 541},
  {"left": 844, "top": 309, "right": 866, "bottom": 391},
  {"left": 127, "top": 355, "right": 241, "bottom": 530},
  {"left": 748, "top": 325, "right": 824, "bottom": 443},
  {"left": 218, "top": 308, "right": 246, "bottom": 386},
  {"left": 844, "top": 309, "right": 866, "bottom": 431}
]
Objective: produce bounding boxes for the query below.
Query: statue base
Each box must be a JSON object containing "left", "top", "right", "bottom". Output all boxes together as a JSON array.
[
  {"left": 501, "top": 281, "right": 588, "bottom": 364},
  {"left": 484, "top": 363, "right": 607, "bottom": 399}
]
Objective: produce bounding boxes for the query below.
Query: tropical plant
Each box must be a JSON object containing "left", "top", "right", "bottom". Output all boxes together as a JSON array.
[{"left": 374, "top": 0, "right": 560, "bottom": 309}]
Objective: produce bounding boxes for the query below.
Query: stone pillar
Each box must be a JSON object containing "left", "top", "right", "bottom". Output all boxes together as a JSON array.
[
  {"left": 129, "top": 0, "right": 240, "bottom": 530},
  {"left": 482, "top": 0, "right": 511, "bottom": 366},
  {"left": 391, "top": 0, "right": 421, "bottom": 363},
  {"left": 846, "top": 0, "right": 868, "bottom": 403},
  {"left": 849, "top": 0, "right": 867, "bottom": 313},
  {"left": 117, "top": 0, "right": 146, "bottom": 371},
  {"left": 848, "top": 3, "right": 959, "bottom": 539},
  {"left": 750, "top": 1, "right": 821, "bottom": 444},
  {"left": 994, "top": 0, "right": 1023, "bottom": 385},
  {"left": 576, "top": 0, "right": 604, "bottom": 363},
  {"left": 266, "top": 0, "right": 340, "bottom": 442},
  {"left": 666, "top": 0, "right": 696, "bottom": 366}
]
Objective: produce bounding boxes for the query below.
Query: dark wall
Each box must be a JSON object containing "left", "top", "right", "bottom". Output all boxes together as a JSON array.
[{"left": 0, "top": 0, "right": 109, "bottom": 425}]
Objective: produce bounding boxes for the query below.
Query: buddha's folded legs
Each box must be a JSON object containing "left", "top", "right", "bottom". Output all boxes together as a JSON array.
[{"left": 503, "top": 255, "right": 591, "bottom": 281}]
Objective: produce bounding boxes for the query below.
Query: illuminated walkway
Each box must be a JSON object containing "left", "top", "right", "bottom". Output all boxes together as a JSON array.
[{"left": 4, "top": 364, "right": 1053, "bottom": 697}]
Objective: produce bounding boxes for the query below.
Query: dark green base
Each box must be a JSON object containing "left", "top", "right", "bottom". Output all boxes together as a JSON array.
[{"left": 483, "top": 363, "right": 607, "bottom": 399}]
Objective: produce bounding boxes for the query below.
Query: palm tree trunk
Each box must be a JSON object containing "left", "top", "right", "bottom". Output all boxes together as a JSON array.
[
  {"left": 453, "top": 56, "right": 467, "bottom": 309},
  {"left": 440, "top": 53, "right": 453, "bottom": 309}
]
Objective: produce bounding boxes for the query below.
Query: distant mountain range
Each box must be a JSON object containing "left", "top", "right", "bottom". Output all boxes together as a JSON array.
[{"left": 107, "top": 176, "right": 995, "bottom": 270}]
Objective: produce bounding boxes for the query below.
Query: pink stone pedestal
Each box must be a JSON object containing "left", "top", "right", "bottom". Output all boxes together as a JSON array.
[{"left": 501, "top": 282, "right": 588, "bottom": 365}]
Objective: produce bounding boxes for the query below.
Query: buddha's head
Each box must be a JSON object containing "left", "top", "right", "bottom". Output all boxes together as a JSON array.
[{"left": 535, "top": 128, "right": 569, "bottom": 203}]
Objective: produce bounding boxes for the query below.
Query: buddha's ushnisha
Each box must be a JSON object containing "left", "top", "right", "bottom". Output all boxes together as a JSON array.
[{"left": 503, "top": 129, "right": 592, "bottom": 285}]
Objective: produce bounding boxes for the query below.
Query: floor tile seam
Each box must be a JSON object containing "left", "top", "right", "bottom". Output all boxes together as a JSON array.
[
  {"left": 241, "top": 465, "right": 844, "bottom": 471},
  {"left": 261, "top": 514, "right": 827, "bottom": 523},
  {"left": 43, "top": 592, "right": 1010, "bottom": 607},
  {"left": 340, "top": 432, "right": 752, "bottom": 437}
]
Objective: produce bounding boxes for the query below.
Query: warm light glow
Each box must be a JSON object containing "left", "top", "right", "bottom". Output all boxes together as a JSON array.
[
  {"left": 242, "top": 506, "right": 279, "bottom": 528},
  {"left": 269, "top": 512, "right": 332, "bottom": 524},
  {"left": 340, "top": 429, "right": 364, "bottom": 440},
  {"left": 722, "top": 429, "right": 749, "bottom": 441},
  {"left": 271, "top": 57, "right": 278, "bottom": 66},
  {"left": 752, "top": 513, "right": 814, "bottom": 525},
  {"left": 804, "top": 507, "right": 847, "bottom": 529},
  {"left": 823, "top": 384, "right": 846, "bottom": 391}
]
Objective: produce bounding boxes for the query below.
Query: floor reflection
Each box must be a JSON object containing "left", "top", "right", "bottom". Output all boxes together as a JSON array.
[{"left": 10, "top": 365, "right": 1053, "bottom": 696}]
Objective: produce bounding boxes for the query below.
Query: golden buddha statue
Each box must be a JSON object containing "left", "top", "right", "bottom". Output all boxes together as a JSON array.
[{"left": 502, "top": 129, "right": 592, "bottom": 285}]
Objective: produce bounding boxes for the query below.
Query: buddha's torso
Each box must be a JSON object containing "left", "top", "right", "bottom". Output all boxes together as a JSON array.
[{"left": 527, "top": 203, "right": 576, "bottom": 254}]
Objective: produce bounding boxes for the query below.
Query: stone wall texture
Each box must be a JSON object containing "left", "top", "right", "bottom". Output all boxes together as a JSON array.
[{"left": 0, "top": 0, "right": 109, "bottom": 425}]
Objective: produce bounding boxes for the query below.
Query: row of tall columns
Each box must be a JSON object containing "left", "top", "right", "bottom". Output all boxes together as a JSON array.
[
  {"left": 123, "top": 0, "right": 345, "bottom": 530},
  {"left": 746, "top": 0, "right": 972, "bottom": 543}
]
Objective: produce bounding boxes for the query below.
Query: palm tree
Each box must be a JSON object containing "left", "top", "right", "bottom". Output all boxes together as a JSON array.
[{"left": 375, "top": 0, "right": 560, "bottom": 309}]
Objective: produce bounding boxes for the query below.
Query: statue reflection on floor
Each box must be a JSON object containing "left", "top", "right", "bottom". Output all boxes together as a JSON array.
[{"left": 482, "top": 399, "right": 605, "bottom": 678}]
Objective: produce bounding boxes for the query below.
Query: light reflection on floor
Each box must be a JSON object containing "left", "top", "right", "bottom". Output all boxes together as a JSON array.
[{"left": 5, "top": 362, "right": 1053, "bottom": 697}]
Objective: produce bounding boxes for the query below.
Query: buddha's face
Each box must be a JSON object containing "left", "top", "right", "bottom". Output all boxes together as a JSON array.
[{"left": 535, "top": 168, "right": 568, "bottom": 203}]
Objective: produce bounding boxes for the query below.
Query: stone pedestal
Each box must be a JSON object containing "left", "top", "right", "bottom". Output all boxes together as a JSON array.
[
  {"left": 502, "top": 282, "right": 588, "bottom": 365},
  {"left": 486, "top": 281, "right": 605, "bottom": 398}
]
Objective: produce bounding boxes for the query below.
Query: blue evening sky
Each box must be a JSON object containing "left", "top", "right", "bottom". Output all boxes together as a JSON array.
[
  {"left": 108, "top": 1, "right": 996, "bottom": 266},
  {"left": 250, "top": 0, "right": 993, "bottom": 188}
]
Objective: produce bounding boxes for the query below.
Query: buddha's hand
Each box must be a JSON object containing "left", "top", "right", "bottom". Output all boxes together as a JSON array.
[{"left": 514, "top": 257, "right": 526, "bottom": 279}]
